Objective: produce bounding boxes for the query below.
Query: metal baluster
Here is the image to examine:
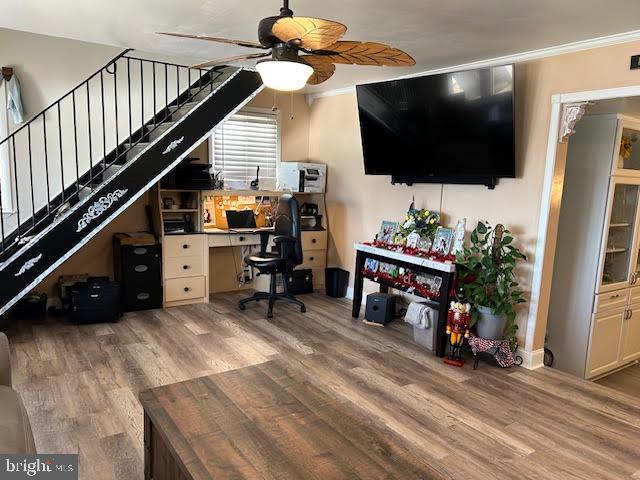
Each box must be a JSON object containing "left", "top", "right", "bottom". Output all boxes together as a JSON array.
[
  {"left": 140, "top": 59, "right": 144, "bottom": 141},
  {"left": 0, "top": 147, "right": 4, "bottom": 247},
  {"left": 164, "top": 64, "right": 168, "bottom": 122},
  {"left": 176, "top": 65, "right": 180, "bottom": 108},
  {"left": 127, "top": 58, "right": 132, "bottom": 146},
  {"left": 26, "top": 125, "right": 35, "bottom": 229},
  {"left": 57, "top": 103, "right": 65, "bottom": 204},
  {"left": 42, "top": 113, "right": 51, "bottom": 214},
  {"left": 114, "top": 60, "right": 119, "bottom": 162},
  {"left": 11, "top": 136, "right": 20, "bottom": 239},
  {"left": 188, "top": 69, "right": 191, "bottom": 100},
  {"left": 100, "top": 70, "right": 107, "bottom": 171},
  {"left": 152, "top": 62, "right": 157, "bottom": 128},
  {"left": 72, "top": 91, "right": 80, "bottom": 194},
  {"left": 86, "top": 82, "right": 93, "bottom": 190}
]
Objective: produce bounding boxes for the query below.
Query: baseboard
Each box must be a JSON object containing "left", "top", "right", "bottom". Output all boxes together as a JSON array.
[{"left": 517, "top": 347, "right": 545, "bottom": 370}]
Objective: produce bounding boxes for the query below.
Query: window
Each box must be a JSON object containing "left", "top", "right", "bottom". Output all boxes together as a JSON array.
[{"left": 211, "top": 108, "right": 280, "bottom": 187}]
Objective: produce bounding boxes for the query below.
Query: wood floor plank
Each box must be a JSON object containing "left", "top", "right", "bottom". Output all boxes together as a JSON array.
[{"left": 2, "top": 291, "right": 639, "bottom": 479}]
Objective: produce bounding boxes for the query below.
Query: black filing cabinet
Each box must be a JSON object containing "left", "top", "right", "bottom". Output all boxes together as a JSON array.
[{"left": 113, "top": 234, "right": 162, "bottom": 311}]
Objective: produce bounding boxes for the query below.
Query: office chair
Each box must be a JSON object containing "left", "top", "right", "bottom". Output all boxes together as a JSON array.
[{"left": 238, "top": 194, "right": 306, "bottom": 318}]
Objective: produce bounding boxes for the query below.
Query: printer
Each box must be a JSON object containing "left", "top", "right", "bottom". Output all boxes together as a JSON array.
[{"left": 278, "top": 162, "right": 326, "bottom": 193}]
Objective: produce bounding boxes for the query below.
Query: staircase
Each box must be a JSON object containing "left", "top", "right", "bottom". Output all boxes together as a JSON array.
[{"left": 0, "top": 50, "right": 263, "bottom": 315}]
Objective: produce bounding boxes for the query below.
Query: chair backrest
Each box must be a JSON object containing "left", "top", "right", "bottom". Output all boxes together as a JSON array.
[{"left": 275, "top": 194, "right": 303, "bottom": 266}]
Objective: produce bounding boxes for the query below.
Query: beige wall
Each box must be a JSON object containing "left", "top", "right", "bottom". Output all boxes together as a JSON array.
[{"left": 308, "top": 40, "right": 640, "bottom": 349}]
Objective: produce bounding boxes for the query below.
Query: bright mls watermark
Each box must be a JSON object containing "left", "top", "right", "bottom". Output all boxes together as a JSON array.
[{"left": 1, "top": 455, "right": 77, "bottom": 479}]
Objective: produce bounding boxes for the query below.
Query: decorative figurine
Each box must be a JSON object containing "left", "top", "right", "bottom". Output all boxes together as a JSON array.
[
  {"left": 445, "top": 301, "right": 471, "bottom": 367},
  {"left": 451, "top": 218, "right": 466, "bottom": 256}
]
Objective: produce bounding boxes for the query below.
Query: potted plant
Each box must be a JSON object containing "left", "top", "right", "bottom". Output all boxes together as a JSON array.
[{"left": 455, "top": 221, "right": 526, "bottom": 347}]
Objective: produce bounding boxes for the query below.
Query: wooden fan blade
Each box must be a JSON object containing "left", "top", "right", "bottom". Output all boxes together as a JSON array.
[
  {"left": 158, "top": 32, "right": 268, "bottom": 50},
  {"left": 302, "top": 56, "right": 336, "bottom": 85},
  {"left": 191, "top": 52, "right": 271, "bottom": 69},
  {"left": 272, "top": 17, "right": 347, "bottom": 50},
  {"left": 320, "top": 41, "right": 416, "bottom": 67}
]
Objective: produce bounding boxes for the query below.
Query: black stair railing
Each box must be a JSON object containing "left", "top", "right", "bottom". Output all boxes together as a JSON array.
[{"left": 0, "top": 49, "right": 225, "bottom": 259}]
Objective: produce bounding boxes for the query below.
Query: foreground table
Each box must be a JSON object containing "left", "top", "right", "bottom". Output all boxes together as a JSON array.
[{"left": 140, "top": 360, "right": 441, "bottom": 480}]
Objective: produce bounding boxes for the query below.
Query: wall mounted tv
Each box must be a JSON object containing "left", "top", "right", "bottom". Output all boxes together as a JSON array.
[{"left": 356, "top": 64, "right": 515, "bottom": 189}]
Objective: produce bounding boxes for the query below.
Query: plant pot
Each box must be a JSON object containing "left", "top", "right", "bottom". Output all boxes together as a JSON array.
[{"left": 476, "top": 305, "right": 507, "bottom": 340}]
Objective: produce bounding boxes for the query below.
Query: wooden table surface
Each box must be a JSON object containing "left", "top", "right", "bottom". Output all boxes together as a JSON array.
[{"left": 140, "top": 359, "right": 443, "bottom": 480}]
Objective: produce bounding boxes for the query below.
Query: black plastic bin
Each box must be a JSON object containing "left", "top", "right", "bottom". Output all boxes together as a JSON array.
[{"left": 325, "top": 268, "right": 350, "bottom": 298}]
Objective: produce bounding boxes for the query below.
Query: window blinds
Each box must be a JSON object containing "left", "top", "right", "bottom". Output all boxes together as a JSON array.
[{"left": 212, "top": 109, "right": 279, "bottom": 184}]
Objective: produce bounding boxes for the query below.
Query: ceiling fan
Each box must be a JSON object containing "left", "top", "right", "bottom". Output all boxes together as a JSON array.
[{"left": 159, "top": 0, "right": 416, "bottom": 91}]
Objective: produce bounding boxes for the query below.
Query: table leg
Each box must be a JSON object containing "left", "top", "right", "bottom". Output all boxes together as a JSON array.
[
  {"left": 435, "top": 272, "right": 453, "bottom": 357},
  {"left": 352, "top": 250, "right": 366, "bottom": 318},
  {"left": 144, "top": 412, "right": 152, "bottom": 480},
  {"left": 379, "top": 284, "right": 389, "bottom": 294}
]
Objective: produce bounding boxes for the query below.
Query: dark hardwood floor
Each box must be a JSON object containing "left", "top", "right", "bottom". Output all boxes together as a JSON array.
[{"left": 3, "top": 292, "right": 640, "bottom": 479}]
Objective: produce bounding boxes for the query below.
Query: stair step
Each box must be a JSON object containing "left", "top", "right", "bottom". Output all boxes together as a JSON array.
[
  {"left": 149, "top": 123, "right": 175, "bottom": 142},
  {"left": 169, "top": 102, "right": 200, "bottom": 121},
  {"left": 125, "top": 143, "right": 150, "bottom": 162}
]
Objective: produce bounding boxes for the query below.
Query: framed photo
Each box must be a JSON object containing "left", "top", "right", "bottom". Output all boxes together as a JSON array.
[
  {"left": 364, "top": 258, "right": 379, "bottom": 272},
  {"left": 431, "top": 227, "right": 454, "bottom": 255},
  {"left": 378, "top": 221, "right": 399, "bottom": 244},
  {"left": 406, "top": 231, "right": 420, "bottom": 249}
]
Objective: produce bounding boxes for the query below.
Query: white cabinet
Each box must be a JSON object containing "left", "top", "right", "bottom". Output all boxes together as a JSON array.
[{"left": 548, "top": 114, "right": 640, "bottom": 379}]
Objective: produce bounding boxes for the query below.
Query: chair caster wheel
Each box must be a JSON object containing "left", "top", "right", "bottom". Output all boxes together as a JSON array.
[
  {"left": 300, "top": 306, "right": 306, "bottom": 313},
  {"left": 239, "top": 304, "right": 246, "bottom": 311}
]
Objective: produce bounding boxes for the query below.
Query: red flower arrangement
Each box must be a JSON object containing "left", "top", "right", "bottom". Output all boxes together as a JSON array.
[{"left": 363, "top": 241, "right": 456, "bottom": 263}]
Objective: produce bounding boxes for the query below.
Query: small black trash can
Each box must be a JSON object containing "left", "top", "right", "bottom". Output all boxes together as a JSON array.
[{"left": 325, "top": 268, "right": 350, "bottom": 298}]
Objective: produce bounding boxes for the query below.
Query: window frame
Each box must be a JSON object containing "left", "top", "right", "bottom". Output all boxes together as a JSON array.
[{"left": 209, "top": 106, "right": 282, "bottom": 187}]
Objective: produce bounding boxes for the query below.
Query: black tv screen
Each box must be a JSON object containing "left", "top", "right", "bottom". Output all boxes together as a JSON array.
[{"left": 356, "top": 65, "right": 515, "bottom": 179}]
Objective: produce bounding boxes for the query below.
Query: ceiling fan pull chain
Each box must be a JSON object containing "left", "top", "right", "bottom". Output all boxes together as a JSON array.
[{"left": 290, "top": 91, "right": 295, "bottom": 120}]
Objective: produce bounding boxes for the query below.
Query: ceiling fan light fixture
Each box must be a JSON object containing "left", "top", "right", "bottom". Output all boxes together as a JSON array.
[{"left": 256, "top": 59, "right": 313, "bottom": 91}]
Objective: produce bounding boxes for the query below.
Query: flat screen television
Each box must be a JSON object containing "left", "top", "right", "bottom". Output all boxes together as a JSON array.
[{"left": 356, "top": 65, "right": 515, "bottom": 186}]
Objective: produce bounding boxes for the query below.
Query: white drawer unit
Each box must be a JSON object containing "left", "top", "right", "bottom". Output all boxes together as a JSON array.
[
  {"left": 301, "top": 231, "right": 327, "bottom": 251},
  {"left": 163, "top": 234, "right": 208, "bottom": 307}
]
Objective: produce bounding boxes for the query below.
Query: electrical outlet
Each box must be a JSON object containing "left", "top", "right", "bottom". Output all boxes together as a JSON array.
[{"left": 631, "top": 55, "right": 640, "bottom": 70}]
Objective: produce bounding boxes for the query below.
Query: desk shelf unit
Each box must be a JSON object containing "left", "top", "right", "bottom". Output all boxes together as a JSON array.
[{"left": 152, "top": 184, "right": 330, "bottom": 306}]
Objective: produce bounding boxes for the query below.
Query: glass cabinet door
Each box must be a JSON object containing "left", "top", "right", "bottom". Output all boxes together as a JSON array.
[
  {"left": 615, "top": 124, "right": 640, "bottom": 173},
  {"left": 602, "top": 183, "right": 640, "bottom": 287}
]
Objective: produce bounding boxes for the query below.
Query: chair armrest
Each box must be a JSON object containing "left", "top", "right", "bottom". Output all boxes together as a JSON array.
[
  {"left": 273, "top": 235, "right": 297, "bottom": 245},
  {"left": 0, "top": 332, "right": 11, "bottom": 387}
]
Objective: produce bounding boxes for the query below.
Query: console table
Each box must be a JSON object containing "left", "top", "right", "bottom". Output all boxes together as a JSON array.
[{"left": 352, "top": 243, "right": 457, "bottom": 357}]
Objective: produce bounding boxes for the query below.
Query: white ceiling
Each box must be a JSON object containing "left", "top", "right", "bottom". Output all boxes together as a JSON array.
[{"left": 3, "top": 0, "right": 640, "bottom": 92}]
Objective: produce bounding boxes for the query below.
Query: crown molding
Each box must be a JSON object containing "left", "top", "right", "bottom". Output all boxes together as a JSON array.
[{"left": 305, "top": 29, "right": 640, "bottom": 104}]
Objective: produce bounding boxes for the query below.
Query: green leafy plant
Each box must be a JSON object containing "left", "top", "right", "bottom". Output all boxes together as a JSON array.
[{"left": 456, "top": 221, "right": 527, "bottom": 348}]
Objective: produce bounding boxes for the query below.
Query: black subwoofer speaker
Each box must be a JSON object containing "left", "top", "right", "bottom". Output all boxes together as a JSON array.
[{"left": 365, "top": 292, "right": 396, "bottom": 325}]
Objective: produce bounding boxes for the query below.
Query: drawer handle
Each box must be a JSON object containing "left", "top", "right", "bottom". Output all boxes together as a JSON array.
[
  {"left": 610, "top": 294, "right": 621, "bottom": 299},
  {"left": 183, "top": 244, "right": 189, "bottom": 249},
  {"left": 184, "top": 287, "right": 191, "bottom": 292},
  {"left": 312, "top": 238, "right": 317, "bottom": 244},
  {"left": 310, "top": 256, "right": 314, "bottom": 261},
  {"left": 239, "top": 236, "right": 245, "bottom": 242},
  {"left": 183, "top": 265, "right": 190, "bottom": 270}
]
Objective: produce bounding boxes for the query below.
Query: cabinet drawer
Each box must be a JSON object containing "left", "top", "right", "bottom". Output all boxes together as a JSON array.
[
  {"left": 230, "top": 234, "right": 260, "bottom": 247},
  {"left": 208, "top": 235, "right": 232, "bottom": 248},
  {"left": 630, "top": 286, "right": 640, "bottom": 306},
  {"left": 165, "top": 276, "right": 205, "bottom": 302},
  {"left": 301, "top": 231, "right": 327, "bottom": 251},
  {"left": 164, "top": 235, "right": 205, "bottom": 258},
  {"left": 593, "top": 289, "right": 629, "bottom": 313},
  {"left": 300, "top": 250, "right": 326, "bottom": 269},
  {"left": 165, "top": 256, "right": 204, "bottom": 279}
]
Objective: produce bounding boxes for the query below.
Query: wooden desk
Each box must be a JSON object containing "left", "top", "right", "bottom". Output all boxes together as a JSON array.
[
  {"left": 352, "top": 243, "right": 457, "bottom": 357},
  {"left": 140, "top": 360, "right": 439, "bottom": 480}
]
